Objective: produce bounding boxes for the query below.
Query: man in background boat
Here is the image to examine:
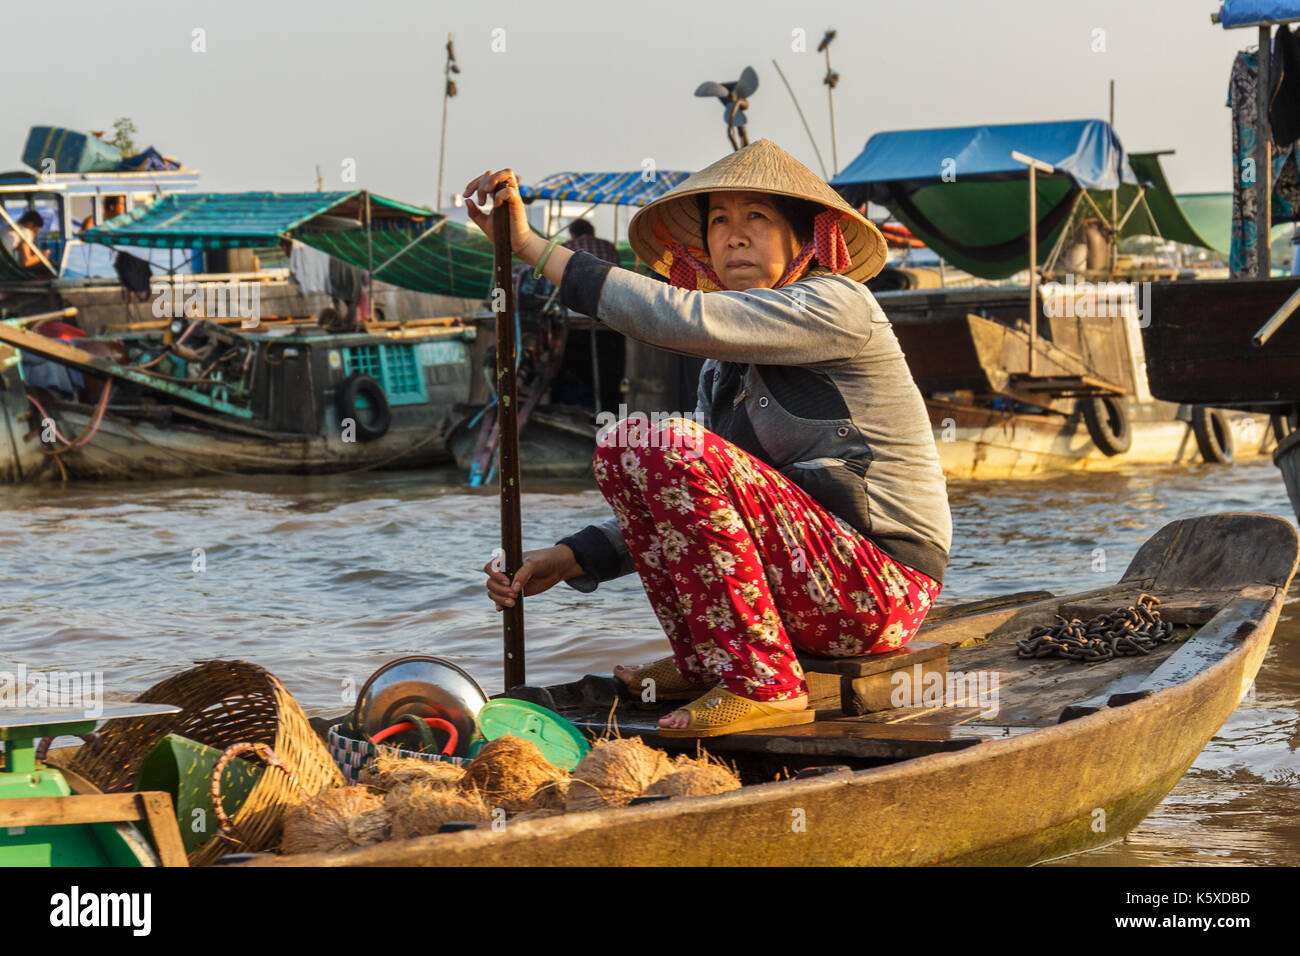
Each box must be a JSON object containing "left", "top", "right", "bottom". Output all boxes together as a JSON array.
[
  {"left": 563, "top": 218, "right": 618, "bottom": 266},
  {"left": 2, "top": 210, "right": 47, "bottom": 270},
  {"left": 473, "top": 141, "right": 951, "bottom": 738}
]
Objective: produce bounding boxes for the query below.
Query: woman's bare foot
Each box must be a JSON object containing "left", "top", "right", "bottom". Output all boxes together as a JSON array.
[{"left": 658, "top": 693, "right": 809, "bottom": 730}]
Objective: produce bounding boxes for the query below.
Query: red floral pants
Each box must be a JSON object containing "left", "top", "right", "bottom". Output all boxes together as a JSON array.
[{"left": 593, "top": 417, "right": 942, "bottom": 702}]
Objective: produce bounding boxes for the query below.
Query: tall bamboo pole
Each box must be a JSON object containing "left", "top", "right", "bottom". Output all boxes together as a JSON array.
[{"left": 492, "top": 193, "right": 525, "bottom": 690}]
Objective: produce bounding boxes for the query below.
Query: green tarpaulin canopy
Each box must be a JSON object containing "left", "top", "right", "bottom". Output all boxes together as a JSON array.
[
  {"left": 83, "top": 191, "right": 435, "bottom": 250},
  {"left": 82, "top": 189, "right": 655, "bottom": 299},
  {"left": 872, "top": 154, "right": 1223, "bottom": 279}
]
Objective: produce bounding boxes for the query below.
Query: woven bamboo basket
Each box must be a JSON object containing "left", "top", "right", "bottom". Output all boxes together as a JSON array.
[{"left": 66, "top": 659, "right": 343, "bottom": 865}]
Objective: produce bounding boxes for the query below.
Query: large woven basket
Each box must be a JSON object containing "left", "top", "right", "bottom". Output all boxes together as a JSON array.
[{"left": 67, "top": 659, "right": 343, "bottom": 865}]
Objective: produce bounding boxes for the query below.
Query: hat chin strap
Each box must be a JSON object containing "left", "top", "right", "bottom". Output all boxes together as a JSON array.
[{"left": 662, "top": 208, "right": 852, "bottom": 291}]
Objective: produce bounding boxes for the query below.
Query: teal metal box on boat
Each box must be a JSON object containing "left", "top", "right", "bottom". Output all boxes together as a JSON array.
[{"left": 22, "top": 126, "right": 122, "bottom": 174}]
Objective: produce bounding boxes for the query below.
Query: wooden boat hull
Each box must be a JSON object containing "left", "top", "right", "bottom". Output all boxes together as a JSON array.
[
  {"left": 443, "top": 396, "right": 1279, "bottom": 484},
  {"left": 250, "top": 512, "right": 1298, "bottom": 867},
  {"left": 0, "top": 402, "right": 451, "bottom": 482},
  {"left": 931, "top": 398, "right": 1277, "bottom": 479},
  {"left": 1141, "top": 276, "right": 1300, "bottom": 405}
]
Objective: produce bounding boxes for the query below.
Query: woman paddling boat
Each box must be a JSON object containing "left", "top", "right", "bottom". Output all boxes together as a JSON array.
[{"left": 471, "top": 140, "right": 952, "bottom": 738}]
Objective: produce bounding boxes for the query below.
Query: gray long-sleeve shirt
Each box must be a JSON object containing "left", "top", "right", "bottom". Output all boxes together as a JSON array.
[{"left": 555, "top": 251, "right": 952, "bottom": 588}]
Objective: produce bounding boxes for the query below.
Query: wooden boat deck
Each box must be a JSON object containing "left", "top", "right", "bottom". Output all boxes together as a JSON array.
[{"left": 538, "top": 608, "right": 1195, "bottom": 767}]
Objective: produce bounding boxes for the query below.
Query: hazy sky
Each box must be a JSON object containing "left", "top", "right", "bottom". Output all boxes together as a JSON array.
[{"left": 5, "top": 0, "right": 1257, "bottom": 217}]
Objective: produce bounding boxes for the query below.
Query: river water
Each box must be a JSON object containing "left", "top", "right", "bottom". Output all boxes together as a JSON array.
[{"left": 1, "top": 457, "right": 1296, "bottom": 865}]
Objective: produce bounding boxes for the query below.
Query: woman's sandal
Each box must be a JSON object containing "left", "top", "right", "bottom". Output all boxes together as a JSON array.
[
  {"left": 656, "top": 687, "right": 815, "bottom": 738},
  {"left": 615, "top": 656, "right": 715, "bottom": 702}
]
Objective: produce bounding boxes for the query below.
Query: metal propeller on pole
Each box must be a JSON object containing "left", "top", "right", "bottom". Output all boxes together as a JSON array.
[
  {"left": 695, "top": 66, "right": 759, "bottom": 152},
  {"left": 491, "top": 188, "right": 525, "bottom": 691}
]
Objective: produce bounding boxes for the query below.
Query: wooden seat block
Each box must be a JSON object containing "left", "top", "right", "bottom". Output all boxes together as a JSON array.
[
  {"left": 797, "top": 641, "right": 950, "bottom": 716},
  {"left": 796, "top": 641, "right": 949, "bottom": 677}
]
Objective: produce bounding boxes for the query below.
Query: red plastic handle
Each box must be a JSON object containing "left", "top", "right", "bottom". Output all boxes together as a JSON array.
[{"left": 370, "top": 716, "right": 459, "bottom": 755}]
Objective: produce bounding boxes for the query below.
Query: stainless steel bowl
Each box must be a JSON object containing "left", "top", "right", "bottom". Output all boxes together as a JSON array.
[{"left": 352, "top": 656, "right": 488, "bottom": 757}]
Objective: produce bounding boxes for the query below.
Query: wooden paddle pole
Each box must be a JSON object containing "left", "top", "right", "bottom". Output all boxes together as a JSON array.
[{"left": 492, "top": 190, "right": 526, "bottom": 690}]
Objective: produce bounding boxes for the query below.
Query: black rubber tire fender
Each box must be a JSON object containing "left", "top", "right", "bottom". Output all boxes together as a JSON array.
[
  {"left": 1082, "top": 396, "right": 1132, "bottom": 456},
  {"left": 335, "top": 373, "right": 391, "bottom": 442},
  {"left": 1191, "top": 406, "right": 1234, "bottom": 464}
]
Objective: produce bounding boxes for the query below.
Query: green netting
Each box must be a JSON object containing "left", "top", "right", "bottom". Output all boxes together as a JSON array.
[
  {"left": 297, "top": 223, "right": 652, "bottom": 299},
  {"left": 297, "top": 219, "right": 496, "bottom": 299}
]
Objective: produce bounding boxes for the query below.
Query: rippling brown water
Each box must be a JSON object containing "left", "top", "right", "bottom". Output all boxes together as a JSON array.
[{"left": 2, "top": 458, "right": 1296, "bottom": 864}]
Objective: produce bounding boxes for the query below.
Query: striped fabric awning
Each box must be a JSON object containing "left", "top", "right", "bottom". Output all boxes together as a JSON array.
[{"left": 520, "top": 170, "right": 691, "bottom": 207}]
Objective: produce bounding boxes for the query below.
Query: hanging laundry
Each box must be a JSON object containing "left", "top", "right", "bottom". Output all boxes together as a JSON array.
[
  {"left": 288, "top": 240, "right": 331, "bottom": 294},
  {"left": 113, "top": 250, "right": 153, "bottom": 299},
  {"left": 1227, "top": 49, "right": 1300, "bottom": 277},
  {"left": 328, "top": 255, "right": 363, "bottom": 307}
]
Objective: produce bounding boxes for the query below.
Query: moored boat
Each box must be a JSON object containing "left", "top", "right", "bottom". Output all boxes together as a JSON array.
[{"left": 245, "top": 511, "right": 1298, "bottom": 866}]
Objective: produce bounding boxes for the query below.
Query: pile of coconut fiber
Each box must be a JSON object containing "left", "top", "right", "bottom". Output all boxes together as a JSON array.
[{"left": 279, "top": 734, "right": 741, "bottom": 854}]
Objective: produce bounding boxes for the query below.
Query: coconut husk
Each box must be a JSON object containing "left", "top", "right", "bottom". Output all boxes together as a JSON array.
[
  {"left": 280, "top": 785, "right": 390, "bottom": 855},
  {"left": 386, "top": 782, "right": 491, "bottom": 840},
  {"left": 458, "top": 736, "right": 566, "bottom": 814},
  {"left": 643, "top": 760, "right": 742, "bottom": 798},
  {"left": 566, "top": 737, "right": 674, "bottom": 812},
  {"left": 525, "top": 775, "right": 571, "bottom": 812},
  {"left": 363, "top": 753, "right": 464, "bottom": 793}
]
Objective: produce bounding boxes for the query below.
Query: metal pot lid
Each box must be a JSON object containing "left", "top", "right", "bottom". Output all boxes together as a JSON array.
[{"left": 352, "top": 656, "right": 488, "bottom": 757}]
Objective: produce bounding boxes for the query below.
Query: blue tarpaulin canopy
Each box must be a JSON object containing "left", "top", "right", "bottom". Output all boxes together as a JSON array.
[
  {"left": 830, "top": 120, "right": 1217, "bottom": 278},
  {"left": 1217, "top": 1, "right": 1300, "bottom": 27},
  {"left": 832, "top": 119, "right": 1136, "bottom": 199},
  {"left": 520, "top": 170, "right": 691, "bottom": 207}
]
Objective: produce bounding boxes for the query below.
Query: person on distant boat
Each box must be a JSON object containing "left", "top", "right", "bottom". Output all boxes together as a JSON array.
[
  {"left": 471, "top": 141, "right": 951, "bottom": 738},
  {"left": 563, "top": 218, "right": 619, "bottom": 265},
  {"left": 101, "top": 196, "right": 125, "bottom": 222},
  {"left": 3, "top": 210, "right": 46, "bottom": 269}
]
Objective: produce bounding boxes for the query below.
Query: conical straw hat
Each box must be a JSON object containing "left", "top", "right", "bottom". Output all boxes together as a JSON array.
[{"left": 628, "top": 139, "right": 887, "bottom": 284}]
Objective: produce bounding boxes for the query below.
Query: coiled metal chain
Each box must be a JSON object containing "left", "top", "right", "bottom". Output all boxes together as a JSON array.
[{"left": 1016, "top": 593, "right": 1175, "bottom": 663}]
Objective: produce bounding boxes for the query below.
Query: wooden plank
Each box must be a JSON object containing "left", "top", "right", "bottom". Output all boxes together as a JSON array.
[
  {"left": 0, "top": 791, "right": 188, "bottom": 867},
  {"left": 796, "top": 640, "right": 947, "bottom": 677},
  {"left": 0, "top": 793, "right": 146, "bottom": 828},
  {"left": 0, "top": 321, "right": 255, "bottom": 419},
  {"left": 640, "top": 718, "right": 987, "bottom": 761},
  {"left": 138, "top": 792, "right": 189, "bottom": 868},
  {"left": 1009, "top": 373, "right": 1126, "bottom": 396},
  {"left": 922, "top": 590, "right": 1054, "bottom": 624}
]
